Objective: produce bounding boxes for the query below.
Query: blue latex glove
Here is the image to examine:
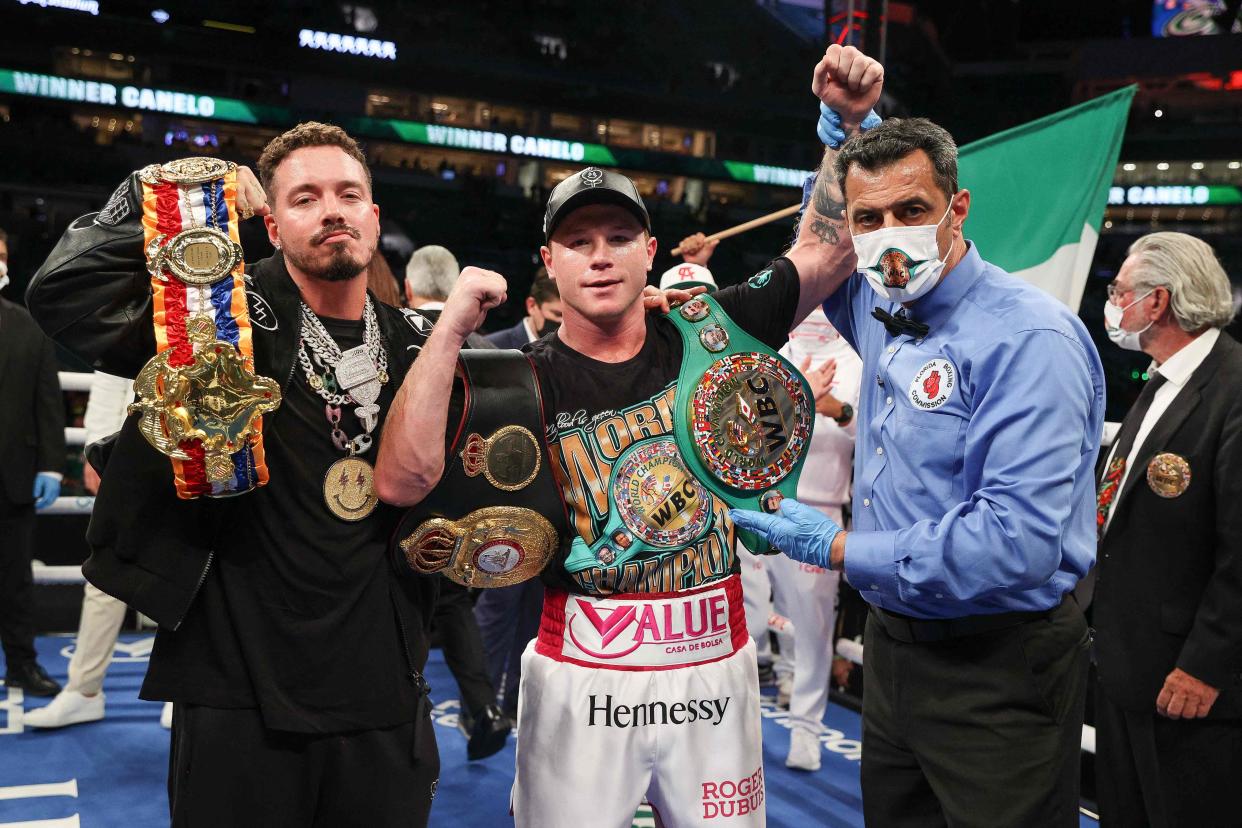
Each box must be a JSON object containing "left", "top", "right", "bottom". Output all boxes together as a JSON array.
[
  {"left": 33, "top": 473, "right": 61, "bottom": 510},
  {"left": 816, "top": 102, "right": 882, "bottom": 148},
  {"left": 816, "top": 102, "right": 845, "bottom": 148},
  {"left": 729, "top": 499, "right": 843, "bottom": 569}
]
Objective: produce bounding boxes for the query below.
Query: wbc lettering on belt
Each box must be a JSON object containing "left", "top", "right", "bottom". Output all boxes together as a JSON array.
[{"left": 560, "top": 587, "right": 734, "bottom": 668}]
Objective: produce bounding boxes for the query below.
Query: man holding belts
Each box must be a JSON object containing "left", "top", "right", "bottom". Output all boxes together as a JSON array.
[
  {"left": 27, "top": 123, "right": 441, "bottom": 825},
  {"left": 377, "top": 45, "right": 883, "bottom": 828},
  {"left": 732, "top": 80, "right": 1106, "bottom": 825}
]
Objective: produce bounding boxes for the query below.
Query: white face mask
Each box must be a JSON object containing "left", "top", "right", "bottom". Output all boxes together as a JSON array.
[
  {"left": 0, "top": 260, "right": 8, "bottom": 292},
  {"left": 850, "top": 202, "right": 954, "bottom": 303},
  {"left": 1103, "top": 290, "right": 1153, "bottom": 351}
]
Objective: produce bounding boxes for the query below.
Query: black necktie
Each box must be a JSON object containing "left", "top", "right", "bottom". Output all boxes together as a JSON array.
[
  {"left": 1101, "top": 372, "right": 1168, "bottom": 488},
  {"left": 872, "top": 307, "right": 929, "bottom": 338}
]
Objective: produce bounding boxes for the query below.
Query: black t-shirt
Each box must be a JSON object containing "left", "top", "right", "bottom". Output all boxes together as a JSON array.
[
  {"left": 142, "top": 316, "right": 426, "bottom": 734},
  {"left": 526, "top": 257, "right": 800, "bottom": 596}
]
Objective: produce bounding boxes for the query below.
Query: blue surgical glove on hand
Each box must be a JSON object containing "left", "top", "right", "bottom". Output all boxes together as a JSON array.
[
  {"left": 816, "top": 103, "right": 846, "bottom": 148},
  {"left": 33, "top": 473, "right": 61, "bottom": 510},
  {"left": 729, "top": 499, "right": 843, "bottom": 570},
  {"left": 816, "top": 102, "right": 883, "bottom": 149}
]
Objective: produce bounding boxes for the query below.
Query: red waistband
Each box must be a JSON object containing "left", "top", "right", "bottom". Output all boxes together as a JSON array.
[{"left": 536, "top": 575, "right": 749, "bottom": 671}]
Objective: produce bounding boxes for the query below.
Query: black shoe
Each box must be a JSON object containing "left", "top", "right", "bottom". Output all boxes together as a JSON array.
[
  {"left": 4, "top": 661, "right": 62, "bottom": 697},
  {"left": 458, "top": 703, "right": 512, "bottom": 761}
]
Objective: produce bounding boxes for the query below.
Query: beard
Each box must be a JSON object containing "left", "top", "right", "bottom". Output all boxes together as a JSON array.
[{"left": 283, "top": 234, "right": 374, "bottom": 283}]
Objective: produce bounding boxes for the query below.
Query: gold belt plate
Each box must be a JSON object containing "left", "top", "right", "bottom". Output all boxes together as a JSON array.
[
  {"left": 147, "top": 227, "right": 243, "bottom": 287},
  {"left": 129, "top": 321, "right": 282, "bottom": 484},
  {"left": 460, "top": 424, "right": 542, "bottom": 491},
  {"left": 139, "top": 158, "right": 237, "bottom": 185},
  {"left": 399, "top": 506, "right": 558, "bottom": 588}
]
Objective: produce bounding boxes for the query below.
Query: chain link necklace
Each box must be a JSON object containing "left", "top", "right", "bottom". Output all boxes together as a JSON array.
[{"left": 297, "top": 297, "right": 389, "bottom": 521}]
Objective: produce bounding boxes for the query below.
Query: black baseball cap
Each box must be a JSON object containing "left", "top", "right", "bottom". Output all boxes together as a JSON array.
[{"left": 543, "top": 167, "right": 651, "bottom": 242}]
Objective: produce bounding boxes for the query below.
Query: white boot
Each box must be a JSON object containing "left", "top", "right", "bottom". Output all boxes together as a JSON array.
[
  {"left": 25, "top": 691, "right": 105, "bottom": 729},
  {"left": 785, "top": 726, "right": 822, "bottom": 771},
  {"left": 161, "top": 702, "right": 173, "bottom": 729}
]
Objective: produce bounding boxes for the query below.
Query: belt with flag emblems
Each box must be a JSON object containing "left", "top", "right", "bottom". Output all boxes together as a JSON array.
[{"left": 128, "top": 157, "right": 281, "bottom": 499}]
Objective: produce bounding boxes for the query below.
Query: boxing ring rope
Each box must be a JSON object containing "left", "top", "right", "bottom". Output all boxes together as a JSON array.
[{"left": 40, "top": 372, "right": 1105, "bottom": 758}]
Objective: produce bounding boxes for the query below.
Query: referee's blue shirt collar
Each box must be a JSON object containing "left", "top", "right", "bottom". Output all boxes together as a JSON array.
[{"left": 904, "top": 241, "right": 985, "bottom": 329}]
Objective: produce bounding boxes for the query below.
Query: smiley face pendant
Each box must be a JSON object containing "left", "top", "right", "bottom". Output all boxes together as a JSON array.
[{"left": 324, "top": 456, "right": 379, "bottom": 521}]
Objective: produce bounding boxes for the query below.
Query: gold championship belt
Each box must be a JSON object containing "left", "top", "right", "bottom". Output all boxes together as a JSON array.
[
  {"left": 128, "top": 158, "right": 281, "bottom": 498},
  {"left": 393, "top": 350, "right": 568, "bottom": 587}
]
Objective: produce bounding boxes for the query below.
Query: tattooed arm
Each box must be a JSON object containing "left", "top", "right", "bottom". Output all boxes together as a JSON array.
[{"left": 786, "top": 45, "right": 883, "bottom": 324}]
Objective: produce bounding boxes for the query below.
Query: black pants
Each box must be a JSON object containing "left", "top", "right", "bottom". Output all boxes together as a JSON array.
[
  {"left": 1095, "top": 689, "right": 1242, "bottom": 827},
  {"left": 169, "top": 705, "right": 439, "bottom": 828},
  {"left": 0, "top": 504, "right": 37, "bottom": 667},
  {"left": 861, "top": 597, "right": 1090, "bottom": 827},
  {"left": 432, "top": 578, "right": 495, "bottom": 717},
  {"left": 473, "top": 577, "right": 543, "bottom": 713}
]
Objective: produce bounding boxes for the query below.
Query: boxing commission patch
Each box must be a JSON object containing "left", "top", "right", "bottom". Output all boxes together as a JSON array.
[{"left": 909, "top": 358, "right": 956, "bottom": 410}]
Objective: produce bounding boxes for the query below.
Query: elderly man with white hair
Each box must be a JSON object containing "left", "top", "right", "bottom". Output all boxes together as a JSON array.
[
  {"left": 1092, "top": 231, "right": 1242, "bottom": 827},
  {"left": 404, "top": 244, "right": 460, "bottom": 311}
]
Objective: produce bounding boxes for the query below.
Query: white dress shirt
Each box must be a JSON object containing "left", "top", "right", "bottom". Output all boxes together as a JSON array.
[{"left": 1101, "top": 327, "right": 1219, "bottom": 535}]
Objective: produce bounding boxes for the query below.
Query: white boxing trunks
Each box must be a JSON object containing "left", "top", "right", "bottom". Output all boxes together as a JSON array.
[{"left": 511, "top": 575, "right": 764, "bottom": 828}]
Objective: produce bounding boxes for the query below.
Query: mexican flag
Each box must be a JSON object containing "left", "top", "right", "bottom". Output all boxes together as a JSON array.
[{"left": 959, "top": 85, "right": 1136, "bottom": 311}]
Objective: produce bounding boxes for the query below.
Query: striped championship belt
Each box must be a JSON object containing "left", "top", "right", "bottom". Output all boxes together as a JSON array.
[{"left": 128, "top": 157, "right": 281, "bottom": 499}]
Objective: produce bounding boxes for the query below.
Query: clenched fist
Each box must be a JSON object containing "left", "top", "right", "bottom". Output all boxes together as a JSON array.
[
  {"left": 811, "top": 44, "right": 884, "bottom": 128},
  {"left": 678, "top": 233, "right": 719, "bottom": 266},
  {"left": 440, "top": 266, "right": 508, "bottom": 342}
]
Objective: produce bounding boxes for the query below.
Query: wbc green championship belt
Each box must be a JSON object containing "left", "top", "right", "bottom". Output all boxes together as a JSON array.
[
  {"left": 563, "top": 294, "right": 814, "bottom": 573},
  {"left": 393, "top": 350, "right": 568, "bottom": 588}
]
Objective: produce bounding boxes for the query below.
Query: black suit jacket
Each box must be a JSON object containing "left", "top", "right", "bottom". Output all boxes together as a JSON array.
[
  {"left": 0, "top": 297, "right": 66, "bottom": 507},
  {"left": 486, "top": 319, "right": 530, "bottom": 350},
  {"left": 1094, "top": 332, "right": 1242, "bottom": 718}
]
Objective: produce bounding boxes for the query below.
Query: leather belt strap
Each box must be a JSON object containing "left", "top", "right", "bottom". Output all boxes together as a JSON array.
[
  {"left": 871, "top": 602, "right": 1057, "bottom": 644},
  {"left": 393, "top": 349, "right": 568, "bottom": 587}
]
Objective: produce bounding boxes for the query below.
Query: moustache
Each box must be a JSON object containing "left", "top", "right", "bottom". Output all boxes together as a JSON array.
[{"left": 312, "top": 224, "right": 361, "bottom": 245}]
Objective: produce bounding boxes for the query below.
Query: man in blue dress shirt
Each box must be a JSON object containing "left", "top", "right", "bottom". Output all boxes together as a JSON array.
[{"left": 734, "top": 116, "right": 1106, "bottom": 826}]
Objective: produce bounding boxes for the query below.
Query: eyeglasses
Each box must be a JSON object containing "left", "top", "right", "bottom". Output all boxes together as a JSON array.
[{"left": 1106, "top": 281, "right": 1133, "bottom": 302}]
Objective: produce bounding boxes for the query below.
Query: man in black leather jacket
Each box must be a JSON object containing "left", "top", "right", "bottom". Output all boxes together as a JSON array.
[{"left": 26, "top": 122, "right": 442, "bottom": 826}]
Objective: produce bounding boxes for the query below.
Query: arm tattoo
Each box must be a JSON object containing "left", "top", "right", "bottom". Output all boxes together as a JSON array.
[
  {"left": 811, "top": 183, "right": 845, "bottom": 224},
  {"left": 806, "top": 136, "right": 856, "bottom": 244},
  {"left": 808, "top": 168, "right": 846, "bottom": 244},
  {"left": 809, "top": 219, "right": 839, "bottom": 245}
]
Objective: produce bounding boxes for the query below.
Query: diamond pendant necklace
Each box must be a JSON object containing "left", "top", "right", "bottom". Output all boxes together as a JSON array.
[{"left": 297, "top": 297, "right": 388, "bottom": 521}]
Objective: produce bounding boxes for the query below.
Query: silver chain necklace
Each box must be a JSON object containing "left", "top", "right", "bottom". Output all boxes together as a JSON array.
[{"left": 297, "top": 298, "right": 389, "bottom": 455}]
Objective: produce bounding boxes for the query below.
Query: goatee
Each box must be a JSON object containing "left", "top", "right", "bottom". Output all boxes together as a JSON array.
[{"left": 284, "top": 243, "right": 371, "bottom": 283}]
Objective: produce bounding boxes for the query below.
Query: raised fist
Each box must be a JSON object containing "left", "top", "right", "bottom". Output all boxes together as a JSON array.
[
  {"left": 440, "top": 266, "right": 508, "bottom": 342},
  {"left": 811, "top": 44, "right": 884, "bottom": 128},
  {"left": 678, "top": 233, "right": 719, "bottom": 266}
]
